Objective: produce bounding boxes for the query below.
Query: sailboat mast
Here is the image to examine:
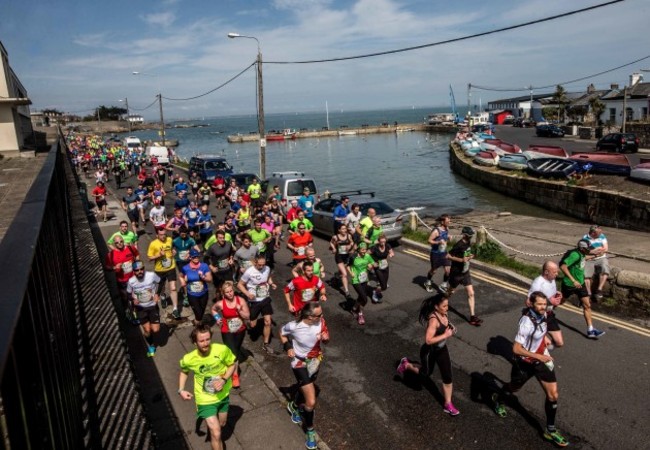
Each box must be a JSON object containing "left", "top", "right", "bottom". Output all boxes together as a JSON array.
[{"left": 326, "top": 101, "right": 330, "bottom": 130}]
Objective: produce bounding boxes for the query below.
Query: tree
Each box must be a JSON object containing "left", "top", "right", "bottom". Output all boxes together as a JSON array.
[
  {"left": 94, "top": 105, "right": 127, "bottom": 121},
  {"left": 567, "top": 105, "right": 588, "bottom": 124},
  {"left": 588, "top": 97, "right": 605, "bottom": 126},
  {"left": 552, "top": 85, "right": 568, "bottom": 123}
]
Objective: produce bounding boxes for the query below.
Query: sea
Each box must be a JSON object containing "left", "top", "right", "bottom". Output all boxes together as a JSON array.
[{"left": 121, "top": 107, "right": 560, "bottom": 219}]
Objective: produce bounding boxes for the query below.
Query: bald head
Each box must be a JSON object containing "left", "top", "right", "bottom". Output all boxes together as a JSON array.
[{"left": 542, "top": 260, "right": 559, "bottom": 280}]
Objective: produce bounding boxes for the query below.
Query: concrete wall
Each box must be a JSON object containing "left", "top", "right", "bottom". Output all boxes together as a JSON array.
[{"left": 449, "top": 143, "right": 650, "bottom": 231}]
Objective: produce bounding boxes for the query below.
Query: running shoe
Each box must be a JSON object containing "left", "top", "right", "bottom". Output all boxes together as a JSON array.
[
  {"left": 443, "top": 402, "right": 460, "bottom": 416},
  {"left": 232, "top": 371, "right": 240, "bottom": 389},
  {"left": 357, "top": 312, "right": 365, "bottom": 325},
  {"left": 172, "top": 308, "right": 181, "bottom": 320},
  {"left": 183, "top": 298, "right": 190, "bottom": 307},
  {"left": 396, "top": 357, "right": 409, "bottom": 379},
  {"left": 371, "top": 291, "right": 382, "bottom": 304},
  {"left": 469, "top": 315, "right": 483, "bottom": 326},
  {"left": 146, "top": 346, "right": 156, "bottom": 357},
  {"left": 262, "top": 343, "right": 275, "bottom": 355},
  {"left": 491, "top": 393, "right": 507, "bottom": 418},
  {"left": 424, "top": 280, "right": 435, "bottom": 293},
  {"left": 438, "top": 282, "right": 449, "bottom": 294},
  {"left": 543, "top": 429, "right": 569, "bottom": 447},
  {"left": 587, "top": 328, "right": 605, "bottom": 339},
  {"left": 287, "top": 401, "right": 302, "bottom": 424},
  {"left": 160, "top": 293, "right": 168, "bottom": 309},
  {"left": 305, "top": 429, "right": 317, "bottom": 450}
]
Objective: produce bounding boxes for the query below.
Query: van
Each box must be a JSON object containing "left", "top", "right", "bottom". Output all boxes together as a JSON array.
[
  {"left": 262, "top": 171, "right": 319, "bottom": 204},
  {"left": 124, "top": 136, "right": 143, "bottom": 152},
  {"left": 146, "top": 146, "right": 170, "bottom": 165},
  {"left": 188, "top": 155, "right": 234, "bottom": 181}
]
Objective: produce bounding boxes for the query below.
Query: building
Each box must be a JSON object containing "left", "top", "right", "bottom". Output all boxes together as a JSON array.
[
  {"left": 0, "top": 41, "right": 33, "bottom": 157},
  {"left": 599, "top": 74, "right": 650, "bottom": 126}
]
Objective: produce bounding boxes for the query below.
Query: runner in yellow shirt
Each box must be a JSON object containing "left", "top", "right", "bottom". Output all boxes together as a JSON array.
[{"left": 148, "top": 229, "right": 181, "bottom": 319}]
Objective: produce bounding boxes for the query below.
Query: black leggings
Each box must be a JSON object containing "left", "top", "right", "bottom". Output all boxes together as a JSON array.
[
  {"left": 221, "top": 330, "right": 246, "bottom": 362},
  {"left": 375, "top": 267, "right": 389, "bottom": 291},
  {"left": 419, "top": 344, "right": 452, "bottom": 385},
  {"left": 188, "top": 292, "right": 209, "bottom": 321},
  {"left": 352, "top": 282, "right": 369, "bottom": 308}
]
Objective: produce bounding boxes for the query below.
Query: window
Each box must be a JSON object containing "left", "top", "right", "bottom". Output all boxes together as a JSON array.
[
  {"left": 609, "top": 108, "right": 616, "bottom": 123},
  {"left": 642, "top": 107, "right": 648, "bottom": 120},
  {"left": 625, "top": 107, "right": 633, "bottom": 122}
]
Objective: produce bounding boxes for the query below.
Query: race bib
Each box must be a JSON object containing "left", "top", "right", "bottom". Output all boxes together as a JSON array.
[
  {"left": 378, "top": 259, "right": 388, "bottom": 270},
  {"left": 358, "top": 271, "right": 368, "bottom": 283},
  {"left": 122, "top": 260, "right": 133, "bottom": 274},
  {"left": 202, "top": 376, "right": 219, "bottom": 394},
  {"left": 161, "top": 257, "right": 172, "bottom": 268},
  {"left": 203, "top": 195, "right": 209, "bottom": 202},
  {"left": 192, "top": 183, "right": 198, "bottom": 189},
  {"left": 178, "top": 250, "right": 190, "bottom": 261},
  {"left": 463, "top": 261, "right": 470, "bottom": 273},
  {"left": 97, "top": 195, "right": 105, "bottom": 201},
  {"left": 301, "top": 289, "right": 315, "bottom": 302},
  {"left": 217, "top": 259, "right": 229, "bottom": 269},
  {"left": 297, "top": 246, "right": 306, "bottom": 256},
  {"left": 203, "top": 222, "right": 210, "bottom": 229},
  {"left": 305, "top": 201, "right": 312, "bottom": 208},
  {"left": 241, "top": 260, "right": 252, "bottom": 269},
  {"left": 256, "top": 241, "right": 265, "bottom": 250},
  {"left": 216, "top": 184, "right": 223, "bottom": 189},
  {"left": 128, "top": 203, "right": 136, "bottom": 211},
  {"left": 255, "top": 284, "right": 269, "bottom": 298},
  {"left": 189, "top": 281, "right": 204, "bottom": 293},
  {"left": 438, "top": 241, "right": 447, "bottom": 252},
  {"left": 227, "top": 318, "right": 244, "bottom": 333},
  {"left": 306, "top": 356, "right": 322, "bottom": 377},
  {"left": 189, "top": 211, "right": 197, "bottom": 219},
  {"left": 241, "top": 219, "right": 250, "bottom": 226},
  {"left": 136, "top": 290, "right": 153, "bottom": 303},
  {"left": 337, "top": 244, "right": 348, "bottom": 255}
]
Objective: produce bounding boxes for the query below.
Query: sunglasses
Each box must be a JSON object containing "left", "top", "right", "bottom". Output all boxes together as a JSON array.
[{"left": 310, "top": 313, "right": 323, "bottom": 319}]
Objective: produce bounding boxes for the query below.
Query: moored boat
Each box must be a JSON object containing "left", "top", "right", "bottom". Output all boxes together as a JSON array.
[
  {"left": 569, "top": 153, "right": 631, "bottom": 176},
  {"left": 498, "top": 153, "right": 529, "bottom": 170},
  {"left": 527, "top": 158, "right": 579, "bottom": 178},
  {"left": 473, "top": 150, "right": 499, "bottom": 167},
  {"left": 338, "top": 130, "right": 358, "bottom": 136},
  {"left": 630, "top": 162, "right": 650, "bottom": 182},
  {"left": 527, "top": 145, "right": 569, "bottom": 158},
  {"left": 266, "top": 128, "right": 297, "bottom": 141}
]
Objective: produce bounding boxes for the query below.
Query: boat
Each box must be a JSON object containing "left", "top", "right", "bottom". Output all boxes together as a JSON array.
[
  {"left": 527, "top": 145, "right": 569, "bottom": 158},
  {"left": 527, "top": 158, "right": 579, "bottom": 179},
  {"left": 480, "top": 139, "right": 504, "bottom": 151},
  {"left": 460, "top": 140, "right": 480, "bottom": 151},
  {"left": 498, "top": 153, "right": 530, "bottom": 171},
  {"left": 395, "top": 127, "right": 415, "bottom": 133},
  {"left": 630, "top": 162, "right": 650, "bottom": 182},
  {"left": 266, "top": 128, "right": 297, "bottom": 141},
  {"left": 473, "top": 132, "right": 496, "bottom": 143},
  {"left": 338, "top": 130, "right": 358, "bottom": 136},
  {"left": 473, "top": 150, "right": 499, "bottom": 167},
  {"left": 464, "top": 147, "right": 482, "bottom": 157},
  {"left": 569, "top": 153, "right": 631, "bottom": 176}
]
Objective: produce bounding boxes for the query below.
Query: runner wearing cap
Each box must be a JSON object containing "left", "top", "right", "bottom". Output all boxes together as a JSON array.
[
  {"left": 446, "top": 226, "right": 482, "bottom": 326},
  {"left": 559, "top": 239, "right": 605, "bottom": 339},
  {"left": 92, "top": 180, "right": 108, "bottom": 222},
  {"left": 298, "top": 187, "right": 316, "bottom": 219},
  {"left": 582, "top": 225, "right": 609, "bottom": 301},
  {"left": 126, "top": 261, "right": 161, "bottom": 357},
  {"left": 179, "top": 248, "right": 213, "bottom": 326}
]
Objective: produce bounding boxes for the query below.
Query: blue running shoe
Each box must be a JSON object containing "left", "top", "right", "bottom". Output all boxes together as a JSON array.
[
  {"left": 146, "top": 346, "right": 156, "bottom": 357},
  {"left": 287, "top": 401, "right": 302, "bottom": 424},
  {"left": 305, "top": 429, "right": 317, "bottom": 450},
  {"left": 587, "top": 328, "right": 605, "bottom": 339}
]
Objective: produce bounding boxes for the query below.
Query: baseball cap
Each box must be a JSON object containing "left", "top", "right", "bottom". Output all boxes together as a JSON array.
[
  {"left": 303, "top": 187, "right": 310, "bottom": 192},
  {"left": 589, "top": 225, "right": 601, "bottom": 232},
  {"left": 577, "top": 239, "right": 593, "bottom": 250},
  {"left": 461, "top": 226, "right": 475, "bottom": 236},
  {"left": 358, "top": 242, "right": 368, "bottom": 249},
  {"left": 189, "top": 248, "right": 201, "bottom": 258},
  {"left": 133, "top": 261, "right": 145, "bottom": 271}
]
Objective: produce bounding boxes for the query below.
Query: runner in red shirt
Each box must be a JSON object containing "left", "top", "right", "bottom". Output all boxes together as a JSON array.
[
  {"left": 284, "top": 261, "right": 327, "bottom": 315},
  {"left": 287, "top": 225, "right": 313, "bottom": 265},
  {"left": 105, "top": 238, "right": 140, "bottom": 323},
  {"left": 92, "top": 181, "right": 108, "bottom": 222},
  {"left": 212, "top": 175, "right": 227, "bottom": 209}
]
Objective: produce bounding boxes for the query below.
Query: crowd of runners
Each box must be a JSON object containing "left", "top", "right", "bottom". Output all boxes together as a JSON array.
[{"left": 68, "top": 132, "right": 611, "bottom": 449}]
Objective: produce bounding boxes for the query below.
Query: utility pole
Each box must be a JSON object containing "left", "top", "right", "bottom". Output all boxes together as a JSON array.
[
  {"left": 125, "top": 97, "right": 131, "bottom": 133},
  {"left": 96, "top": 108, "right": 102, "bottom": 137},
  {"left": 467, "top": 83, "right": 471, "bottom": 119},
  {"left": 158, "top": 93, "right": 166, "bottom": 146},
  {"left": 257, "top": 49, "right": 266, "bottom": 179},
  {"left": 622, "top": 85, "right": 627, "bottom": 133}
]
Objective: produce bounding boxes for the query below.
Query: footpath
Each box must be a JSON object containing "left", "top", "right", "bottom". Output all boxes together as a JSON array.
[{"left": 92, "top": 175, "right": 328, "bottom": 450}]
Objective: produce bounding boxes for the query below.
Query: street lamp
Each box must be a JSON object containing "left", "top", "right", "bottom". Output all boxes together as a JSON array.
[
  {"left": 132, "top": 71, "right": 166, "bottom": 146},
  {"left": 119, "top": 98, "right": 131, "bottom": 133},
  {"left": 228, "top": 32, "right": 266, "bottom": 179}
]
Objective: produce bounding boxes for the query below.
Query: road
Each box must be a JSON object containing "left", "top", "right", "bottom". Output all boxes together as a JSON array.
[{"left": 254, "top": 233, "right": 650, "bottom": 450}]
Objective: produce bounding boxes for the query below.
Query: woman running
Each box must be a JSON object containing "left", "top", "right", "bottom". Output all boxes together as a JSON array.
[
  {"left": 346, "top": 242, "right": 376, "bottom": 325},
  {"left": 211, "top": 281, "right": 250, "bottom": 389},
  {"left": 396, "top": 293, "right": 460, "bottom": 416},
  {"left": 330, "top": 223, "right": 355, "bottom": 299},
  {"left": 179, "top": 249, "right": 213, "bottom": 326},
  {"left": 370, "top": 233, "right": 394, "bottom": 303}
]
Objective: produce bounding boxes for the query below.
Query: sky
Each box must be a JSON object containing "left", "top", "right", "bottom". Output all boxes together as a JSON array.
[{"left": 2, "top": 0, "right": 649, "bottom": 120}]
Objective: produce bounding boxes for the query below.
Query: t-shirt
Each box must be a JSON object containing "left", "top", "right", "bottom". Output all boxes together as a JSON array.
[
  {"left": 234, "top": 245, "right": 259, "bottom": 272},
  {"left": 560, "top": 249, "right": 585, "bottom": 287},
  {"left": 359, "top": 216, "right": 373, "bottom": 237},
  {"left": 333, "top": 204, "right": 349, "bottom": 223},
  {"left": 108, "top": 230, "right": 138, "bottom": 246},
  {"left": 289, "top": 218, "right": 314, "bottom": 232},
  {"left": 105, "top": 245, "right": 139, "bottom": 283},
  {"left": 298, "top": 195, "right": 315, "bottom": 217},
  {"left": 514, "top": 313, "right": 548, "bottom": 362},
  {"left": 449, "top": 239, "right": 472, "bottom": 274},
  {"left": 529, "top": 275, "right": 560, "bottom": 311},
  {"left": 370, "top": 244, "right": 392, "bottom": 270},
  {"left": 179, "top": 344, "right": 236, "bottom": 405},
  {"left": 247, "top": 228, "right": 272, "bottom": 253},
  {"left": 197, "top": 212, "right": 213, "bottom": 234},
  {"left": 348, "top": 253, "right": 375, "bottom": 284},
  {"left": 281, "top": 319, "right": 328, "bottom": 369},
  {"left": 284, "top": 275, "right": 324, "bottom": 313},
  {"left": 123, "top": 193, "right": 139, "bottom": 211},
  {"left": 203, "top": 233, "right": 232, "bottom": 251},
  {"left": 241, "top": 265, "right": 272, "bottom": 301},
  {"left": 148, "top": 237, "right": 176, "bottom": 272},
  {"left": 288, "top": 232, "right": 313, "bottom": 260},
  {"left": 583, "top": 233, "right": 608, "bottom": 259},
  {"left": 126, "top": 272, "right": 161, "bottom": 308},
  {"left": 205, "top": 241, "right": 233, "bottom": 272},
  {"left": 149, "top": 206, "right": 167, "bottom": 227},
  {"left": 185, "top": 208, "right": 201, "bottom": 227},
  {"left": 173, "top": 236, "right": 196, "bottom": 263},
  {"left": 247, "top": 183, "right": 262, "bottom": 199},
  {"left": 181, "top": 263, "right": 210, "bottom": 297},
  {"left": 346, "top": 212, "right": 362, "bottom": 233},
  {"left": 174, "top": 182, "right": 189, "bottom": 195}
]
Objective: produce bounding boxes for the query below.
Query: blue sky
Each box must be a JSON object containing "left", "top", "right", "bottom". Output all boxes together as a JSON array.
[{"left": 2, "top": 0, "right": 648, "bottom": 120}]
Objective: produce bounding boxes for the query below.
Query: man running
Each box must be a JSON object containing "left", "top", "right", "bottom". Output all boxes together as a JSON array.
[
  {"left": 446, "top": 226, "right": 482, "bottom": 326},
  {"left": 529, "top": 261, "right": 564, "bottom": 347},
  {"left": 424, "top": 214, "right": 451, "bottom": 293},
  {"left": 298, "top": 187, "right": 316, "bottom": 219},
  {"left": 179, "top": 325, "right": 237, "bottom": 450},
  {"left": 204, "top": 230, "right": 235, "bottom": 293},
  {"left": 107, "top": 220, "right": 139, "bottom": 250},
  {"left": 147, "top": 228, "right": 180, "bottom": 319},
  {"left": 126, "top": 261, "right": 161, "bottom": 356},
  {"left": 105, "top": 235, "right": 140, "bottom": 324},
  {"left": 582, "top": 225, "right": 610, "bottom": 301},
  {"left": 285, "top": 261, "right": 327, "bottom": 316},
  {"left": 121, "top": 186, "right": 141, "bottom": 232}
]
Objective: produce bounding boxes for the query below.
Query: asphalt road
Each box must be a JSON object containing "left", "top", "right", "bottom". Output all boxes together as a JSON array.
[{"left": 254, "top": 233, "right": 650, "bottom": 450}]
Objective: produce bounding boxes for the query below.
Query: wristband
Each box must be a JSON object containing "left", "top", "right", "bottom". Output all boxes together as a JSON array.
[
  {"left": 178, "top": 389, "right": 184, "bottom": 395},
  {"left": 283, "top": 341, "right": 293, "bottom": 351}
]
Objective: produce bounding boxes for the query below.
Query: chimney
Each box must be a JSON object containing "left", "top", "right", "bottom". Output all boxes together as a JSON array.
[
  {"left": 587, "top": 83, "right": 595, "bottom": 94},
  {"left": 630, "top": 72, "right": 643, "bottom": 86},
  {"left": 610, "top": 83, "right": 619, "bottom": 90}
]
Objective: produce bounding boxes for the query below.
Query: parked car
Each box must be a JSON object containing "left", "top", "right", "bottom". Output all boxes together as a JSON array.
[
  {"left": 311, "top": 191, "right": 403, "bottom": 242},
  {"left": 262, "top": 171, "right": 319, "bottom": 204},
  {"left": 596, "top": 133, "right": 639, "bottom": 153},
  {"left": 536, "top": 124, "right": 565, "bottom": 138},
  {"left": 188, "top": 155, "right": 234, "bottom": 181},
  {"left": 471, "top": 123, "right": 495, "bottom": 134}
]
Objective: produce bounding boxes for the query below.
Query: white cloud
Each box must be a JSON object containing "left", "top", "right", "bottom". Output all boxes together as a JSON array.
[{"left": 141, "top": 12, "right": 176, "bottom": 27}]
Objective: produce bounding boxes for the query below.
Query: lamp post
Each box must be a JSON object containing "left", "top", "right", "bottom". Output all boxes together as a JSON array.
[
  {"left": 228, "top": 32, "right": 266, "bottom": 179},
  {"left": 119, "top": 98, "right": 131, "bottom": 133},
  {"left": 132, "top": 71, "right": 166, "bottom": 146},
  {"left": 528, "top": 85, "right": 534, "bottom": 119}
]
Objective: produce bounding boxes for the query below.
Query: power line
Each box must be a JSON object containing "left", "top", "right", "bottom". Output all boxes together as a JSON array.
[
  {"left": 129, "top": 97, "right": 160, "bottom": 111},
  {"left": 265, "top": 0, "right": 623, "bottom": 64},
  {"left": 471, "top": 53, "right": 650, "bottom": 92},
  {"left": 162, "top": 61, "right": 256, "bottom": 101}
]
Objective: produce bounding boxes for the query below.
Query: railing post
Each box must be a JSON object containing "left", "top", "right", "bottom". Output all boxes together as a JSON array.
[{"left": 410, "top": 210, "right": 418, "bottom": 232}]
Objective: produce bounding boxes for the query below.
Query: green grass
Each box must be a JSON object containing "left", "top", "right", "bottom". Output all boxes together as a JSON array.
[{"left": 402, "top": 227, "right": 539, "bottom": 279}]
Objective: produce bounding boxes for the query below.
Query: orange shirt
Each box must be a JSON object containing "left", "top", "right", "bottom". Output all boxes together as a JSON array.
[{"left": 288, "top": 231, "right": 313, "bottom": 260}]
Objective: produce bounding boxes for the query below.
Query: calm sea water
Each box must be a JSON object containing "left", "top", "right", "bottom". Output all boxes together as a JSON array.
[{"left": 122, "top": 107, "right": 561, "bottom": 218}]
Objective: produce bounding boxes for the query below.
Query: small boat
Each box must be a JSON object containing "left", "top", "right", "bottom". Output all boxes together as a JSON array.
[
  {"left": 473, "top": 132, "right": 496, "bottom": 143},
  {"left": 464, "top": 147, "right": 482, "bottom": 157},
  {"left": 527, "top": 158, "right": 579, "bottom": 178},
  {"left": 498, "top": 153, "right": 529, "bottom": 171},
  {"left": 527, "top": 145, "right": 569, "bottom": 158},
  {"left": 569, "top": 153, "right": 631, "bottom": 176},
  {"left": 480, "top": 139, "right": 504, "bottom": 151},
  {"left": 495, "top": 141, "right": 522, "bottom": 154},
  {"left": 338, "top": 130, "right": 358, "bottom": 136},
  {"left": 473, "top": 150, "right": 499, "bottom": 167},
  {"left": 460, "top": 140, "right": 480, "bottom": 151},
  {"left": 630, "top": 162, "right": 650, "bottom": 182},
  {"left": 266, "top": 128, "right": 297, "bottom": 141}
]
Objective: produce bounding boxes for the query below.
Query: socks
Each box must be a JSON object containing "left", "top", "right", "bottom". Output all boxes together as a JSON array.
[
  {"left": 545, "top": 399, "right": 558, "bottom": 431},
  {"left": 302, "top": 407, "right": 315, "bottom": 428}
]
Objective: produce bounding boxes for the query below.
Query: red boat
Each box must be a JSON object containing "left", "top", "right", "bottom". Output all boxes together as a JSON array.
[
  {"left": 527, "top": 145, "right": 569, "bottom": 158},
  {"left": 266, "top": 129, "right": 297, "bottom": 141}
]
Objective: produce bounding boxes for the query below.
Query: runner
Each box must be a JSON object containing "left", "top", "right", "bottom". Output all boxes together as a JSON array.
[
  {"left": 105, "top": 235, "right": 140, "bottom": 324},
  {"left": 346, "top": 242, "right": 376, "bottom": 325},
  {"left": 559, "top": 239, "right": 606, "bottom": 339},
  {"left": 285, "top": 260, "right": 327, "bottom": 316},
  {"left": 396, "top": 293, "right": 459, "bottom": 416},
  {"left": 179, "top": 249, "right": 213, "bottom": 326},
  {"left": 491, "top": 291, "right": 569, "bottom": 448},
  {"left": 211, "top": 281, "right": 251, "bottom": 389},
  {"left": 149, "top": 199, "right": 167, "bottom": 232},
  {"left": 289, "top": 210, "right": 314, "bottom": 233},
  {"left": 237, "top": 255, "right": 278, "bottom": 354},
  {"left": 446, "top": 226, "right": 482, "bottom": 326},
  {"left": 212, "top": 174, "right": 227, "bottom": 209},
  {"left": 345, "top": 203, "right": 362, "bottom": 244},
  {"left": 92, "top": 180, "right": 108, "bottom": 222},
  {"left": 281, "top": 302, "right": 329, "bottom": 450},
  {"left": 165, "top": 208, "right": 187, "bottom": 237},
  {"left": 330, "top": 223, "right": 355, "bottom": 299},
  {"left": 529, "top": 261, "right": 564, "bottom": 347},
  {"left": 178, "top": 325, "right": 237, "bottom": 450},
  {"left": 236, "top": 201, "right": 252, "bottom": 233},
  {"left": 287, "top": 223, "right": 314, "bottom": 266},
  {"left": 424, "top": 214, "right": 452, "bottom": 293},
  {"left": 184, "top": 201, "right": 202, "bottom": 242},
  {"left": 247, "top": 219, "right": 273, "bottom": 259},
  {"left": 332, "top": 196, "right": 350, "bottom": 234},
  {"left": 198, "top": 181, "right": 212, "bottom": 207},
  {"left": 298, "top": 187, "right": 316, "bottom": 219},
  {"left": 582, "top": 225, "right": 610, "bottom": 301},
  {"left": 247, "top": 177, "right": 264, "bottom": 212},
  {"left": 204, "top": 230, "right": 235, "bottom": 293},
  {"left": 196, "top": 204, "right": 215, "bottom": 245},
  {"left": 121, "top": 186, "right": 141, "bottom": 232},
  {"left": 126, "top": 261, "right": 161, "bottom": 356},
  {"left": 370, "top": 233, "right": 393, "bottom": 303},
  {"left": 107, "top": 220, "right": 139, "bottom": 250},
  {"left": 147, "top": 228, "right": 180, "bottom": 319}
]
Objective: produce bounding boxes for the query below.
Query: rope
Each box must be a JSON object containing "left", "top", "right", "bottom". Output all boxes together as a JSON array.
[{"left": 481, "top": 226, "right": 564, "bottom": 258}]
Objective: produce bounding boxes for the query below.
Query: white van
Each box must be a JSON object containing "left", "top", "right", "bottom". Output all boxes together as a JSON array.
[
  {"left": 262, "top": 171, "right": 319, "bottom": 204},
  {"left": 146, "top": 146, "right": 170, "bottom": 165},
  {"left": 124, "top": 136, "right": 143, "bottom": 152}
]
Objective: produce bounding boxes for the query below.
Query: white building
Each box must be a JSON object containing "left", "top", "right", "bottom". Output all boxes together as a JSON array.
[
  {"left": 0, "top": 41, "right": 33, "bottom": 156},
  {"left": 599, "top": 73, "right": 650, "bottom": 126}
]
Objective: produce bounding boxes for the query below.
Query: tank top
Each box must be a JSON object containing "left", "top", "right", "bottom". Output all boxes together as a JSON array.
[
  {"left": 312, "top": 260, "right": 322, "bottom": 277},
  {"left": 172, "top": 216, "right": 185, "bottom": 228},
  {"left": 334, "top": 234, "right": 351, "bottom": 254},
  {"left": 430, "top": 312, "right": 449, "bottom": 348},
  {"left": 431, "top": 227, "right": 449, "bottom": 254},
  {"left": 220, "top": 296, "right": 247, "bottom": 334},
  {"left": 239, "top": 209, "right": 250, "bottom": 225}
]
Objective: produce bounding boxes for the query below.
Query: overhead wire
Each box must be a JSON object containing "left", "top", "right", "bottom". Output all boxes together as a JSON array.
[
  {"left": 264, "top": 0, "right": 623, "bottom": 64},
  {"left": 128, "top": 97, "right": 160, "bottom": 111},
  {"left": 162, "top": 61, "right": 256, "bottom": 101}
]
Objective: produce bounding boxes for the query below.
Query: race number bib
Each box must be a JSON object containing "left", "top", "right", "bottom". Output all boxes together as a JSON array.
[
  {"left": 438, "top": 241, "right": 447, "bottom": 252},
  {"left": 255, "top": 284, "right": 269, "bottom": 299},
  {"left": 97, "top": 195, "right": 105, "bottom": 201},
  {"left": 463, "top": 261, "right": 470, "bottom": 273},
  {"left": 217, "top": 259, "right": 230, "bottom": 269},
  {"left": 203, "top": 195, "right": 210, "bottom": 202},
  {"left": 121, "top": 260, "right": 133, "bottom": 274},
  {"left": 161, "top": 257, "right": 172, "bottom": 268},
  {"left": 189, "top": 211, "right": 197, "bottom": 219},
  {"left": 378, "top": 259, "right": 388, "bottom": 270},
  {"left": 306, "top": 356, "right": 322, "bottom": 377},
  {"left": 227, "top": 318, "right": 244, "bottom": 333},
  {"left": 358, "top": 271, "right": 368, "bottom": 283},
  {"left": 241, "top": 260, "right": 252, "bottom": 269},
  {"left": 202, "top": 376, "right": 219, "bottom": 394},
  {"left": 136, "top": 290, "right": 153, "bottom": 303},
  {"left": 337, "top": 244, "right": 348, "bottom": 255},
  {"left": 301, "top": 289, "right": 315, "bottom": 302},
  {"left": 178, "top": 250, "right": 190, "bottom": 261},
  {"left": 128, "top": 203, "right": 136, "bottom": 211},
  {"left": 256, "top": 241, "right": 265, "bottom": 250},
  {"left": 297, "top": 246, "right": 306, "bottom": 256},
  {"left": 305, "top": 201, "right": 312, "bottom": 208},
  {"left": 189, "top": 281, "right": 204, "bottom": 293},
  {"left": 216, "top": 184, "right": 223, "bottom": 189},
  {"left": 203, "top": 221, "right": 211, "bottom": 229}
]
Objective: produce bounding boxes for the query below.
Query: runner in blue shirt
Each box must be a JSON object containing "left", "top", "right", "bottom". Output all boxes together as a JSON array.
[{"left": 332, "top": 196, "right": 350, "bottom": 234}]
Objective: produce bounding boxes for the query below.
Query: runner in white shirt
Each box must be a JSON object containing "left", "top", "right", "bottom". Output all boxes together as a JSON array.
[
  {"left": 149, "top": 200, "right": 167, "bottom": 231},
  {"left": 126, "top": 262, "right": 161, "bottom": 357},
  {"left": 528, "top": 261, "right": 564, "bottom": 348},
  {"left": 236, "top": 255, "right": 277, "bottom": 354}
]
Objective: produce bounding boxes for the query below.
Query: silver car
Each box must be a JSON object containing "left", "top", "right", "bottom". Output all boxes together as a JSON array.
[{"left": 311, "top": 193, "right": 403, "bottom": 242}]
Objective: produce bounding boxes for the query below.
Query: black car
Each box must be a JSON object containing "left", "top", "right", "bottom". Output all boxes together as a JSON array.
[
  {"left": 536, "top": 124, "right": 565, "bottom": 138},
  {"left": 596, "top": 133, "right": 639, "bottom": 153}
]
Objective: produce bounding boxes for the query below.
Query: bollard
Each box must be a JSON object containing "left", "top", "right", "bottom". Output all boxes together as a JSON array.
[
  {"left": 476, "top": 227, "right": 487, "bottom": 246},
  {"left": 410, "top": 210, "right": 418, "bottom": 231}
]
